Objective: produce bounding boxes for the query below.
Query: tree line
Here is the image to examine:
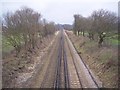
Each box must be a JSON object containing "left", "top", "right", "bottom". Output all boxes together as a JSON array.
[
  {"left": 73, "top": 9, "right": 118, "bottom": 47},
  {"left": 2, "top": 7, "right": 56, "bottom": 56}
]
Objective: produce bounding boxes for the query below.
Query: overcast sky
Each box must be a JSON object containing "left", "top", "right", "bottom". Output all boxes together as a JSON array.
[{"left": 1, "top": 0, "right": 119, "bottom": 24}]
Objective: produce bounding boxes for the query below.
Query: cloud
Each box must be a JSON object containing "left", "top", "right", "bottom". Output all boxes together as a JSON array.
[{"left": 1, "top": 0, "right": 118, "bottom": 24}]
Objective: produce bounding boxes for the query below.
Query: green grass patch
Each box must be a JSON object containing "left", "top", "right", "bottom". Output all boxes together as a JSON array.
[
  {"left": 2, "top": 36, "right": 14, "bottom": 53},
  {"left": 110, "top": 39, "right": 120, "bottom": 45},
  {"left": 2, "top": 35, "right": 25, "bottom": 54},
  {"left": 107, "top": 39, "right": 120, "bottom": 45}
]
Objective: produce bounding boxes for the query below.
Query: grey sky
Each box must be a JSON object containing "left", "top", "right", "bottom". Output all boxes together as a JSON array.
[{"left": 1, "top": 0, "right": 119, "bottom": 24}]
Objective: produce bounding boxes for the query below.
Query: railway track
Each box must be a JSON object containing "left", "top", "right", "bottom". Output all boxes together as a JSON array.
[
  {"left": 64, "top": 30, "right": 100, "bottom": 88},
  {"left": 65, "top": 32, "right": 84, "bottom": 88},
  {"left": 40, "top": 30, "right": 101, "bottom": 88},
  {"left": 54, "top": 31, "right": 62, "bottom": 88},
  {"left": 40, "top": 31, "right": 61, "bottom": 88},
  {"left": 63, "top": 40, "right": 70, "bottom": 88},
  {"left": 54, "top": 30, "right": 70, "bottom": 88}
]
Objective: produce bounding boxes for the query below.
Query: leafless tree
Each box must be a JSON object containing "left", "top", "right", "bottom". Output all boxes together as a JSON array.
[
  {"left": 3, "top": 12, "right": 23, "bottom": 54},
  {"left": 3, "top": 7, "right": 41, "bottom": 55},
  {"left": 73, "top": 14, "right": 80, "bottom": 35},
  {"left": 73, "top": 14, "right": 88, "bottom": 36},
  {"left": 91, "top": 9, "right": 117, "bottom": 47},
  {"left": 3, "top": 7, "right": 56, "bottom": 56}
]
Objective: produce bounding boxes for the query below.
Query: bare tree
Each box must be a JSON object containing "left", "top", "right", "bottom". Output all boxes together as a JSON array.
[
  {"left": 85, "top": 16, "right": 95, "bottom": 40},
  {"left": 3, "top": 7, "right": 42, "bottom": 55},
  {"left": 3, "top": 12, "right": 23, "bottom": 54},
  {"left": 14, "top": 7, "right": 41, "bottom": 51},
  {"left": 73, "top": 14, "right": 80, "bottom": 35},
  {"left": 91, "top": 9, "right": 117, "bottom": 47},
  {"left": 73, "top": 14, "right": 88, "bottom": 36},
  {"left": 45, "top": 22, "right": 56, "bottom": 35},
  {"left": 42, "top": 19, "right": 56, "bottom": 37}
]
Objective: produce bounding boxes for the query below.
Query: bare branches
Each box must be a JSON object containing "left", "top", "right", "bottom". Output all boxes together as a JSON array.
[
  {"left": 3, "top": 7, "right": 56, "bottom": 56},
  {"left": 73, "top": 9, "right": 117, "bottom": 47}
]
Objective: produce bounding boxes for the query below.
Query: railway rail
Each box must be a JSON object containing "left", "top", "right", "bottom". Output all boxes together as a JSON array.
[
  {"left": 65, "top": 34, "right": 83, "bottom": 88},
  {"left": 40, "top": 31, "right": 61, "bottom": 88},
  {"left": 64, "top": 30, "right": 101, "bottom": 88},
  {"left": 54, "top": 30, "right": 70, "bottom": 88},
  {"left": 40, "top": 30, "right": 101, "bottom": 88}
]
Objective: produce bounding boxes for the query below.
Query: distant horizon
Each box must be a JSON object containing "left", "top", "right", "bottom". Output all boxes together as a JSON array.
[{"left": 1, "top": 0, "right": 118, "bottom": 24}]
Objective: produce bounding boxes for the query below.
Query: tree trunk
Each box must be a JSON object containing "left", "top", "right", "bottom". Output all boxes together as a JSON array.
[
  {"left": 83, "top": 31, "right": 85, "bottom": 36},
  {"left": 89, "top": 33, "right": 94, "bottom": 40},
  {"left": 98, "top": 33, "right": 105, "bottom": 47},
  {"left": 78, "top": 30, "right": 80, "bottom": 36},
  {"left": 91, "top": 33, "right": 94, "bottom": 40}
]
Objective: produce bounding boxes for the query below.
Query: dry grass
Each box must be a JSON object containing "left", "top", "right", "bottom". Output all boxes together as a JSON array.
[{"left": 2, "top": 35, "right": 55, "bottom": 88}]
